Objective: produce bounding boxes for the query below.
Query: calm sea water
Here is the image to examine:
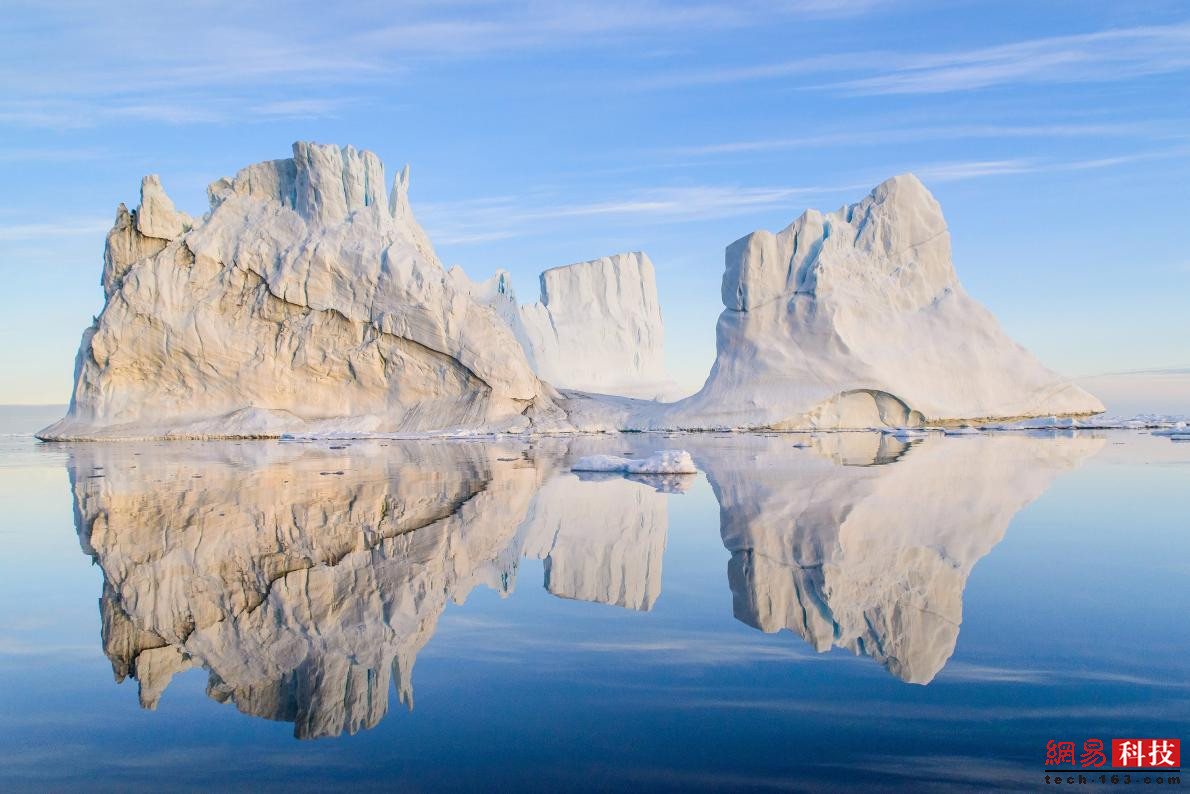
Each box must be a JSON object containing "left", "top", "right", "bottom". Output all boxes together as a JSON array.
[{"left": 0, "top": 413, "right": 1186, "bottom": 791}]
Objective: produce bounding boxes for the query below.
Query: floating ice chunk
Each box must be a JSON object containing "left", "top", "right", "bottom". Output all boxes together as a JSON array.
[
  {"left": 1152, "top": 422, "right": 1189, "bottom": 435},
  {"left": 882, "top": 427, "right": 930, "bottom": 440},
  {"left": 942, "top": 425, "right": 982, "bottom": 435},
  {"left": 983, "top": 415, "right": 1190, "bottom": 432},
  {"left": 571, "top": 449, "right": 697, "bottom": 475},
  {"left": 1153, "top": 422, "right": 1190, "bottom": 441}
]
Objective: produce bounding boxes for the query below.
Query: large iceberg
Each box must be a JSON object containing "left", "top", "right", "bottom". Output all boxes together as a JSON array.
[
  {"left": 39, "top": 142, "right": 565, "bottom": 440},
  {"left": 648, "top": 174, "right": 1103, "bottom": 429}
]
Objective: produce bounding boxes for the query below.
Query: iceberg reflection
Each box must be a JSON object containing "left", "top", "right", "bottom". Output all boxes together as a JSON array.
[
  {"left": 691, "top": 433, "right": 1104, "bottom": 683},
  {"left": 65, "top": 432, "right": 1100, "bottom": 737}
]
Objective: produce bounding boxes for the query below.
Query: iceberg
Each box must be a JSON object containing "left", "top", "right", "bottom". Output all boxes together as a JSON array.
[
  {"left": 39, "top": 142, "right": 565, "bottom": 441},
  {"left": 641, "top": 174, "right": 1104, "bottom": 430},
  {"left": 39, "top": 144, "right": 1104, "bottom": 439},
  {"left": 453, "top": 252, "right": 682, "bottom": 401}
]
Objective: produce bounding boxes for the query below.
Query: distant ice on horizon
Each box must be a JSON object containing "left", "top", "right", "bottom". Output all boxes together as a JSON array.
[{"left": 1076, "top": 369, "right": 1190, "bottom": 417}]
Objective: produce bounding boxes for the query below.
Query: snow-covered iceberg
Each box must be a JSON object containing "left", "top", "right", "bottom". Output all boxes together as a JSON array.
[{"left": 39, "top": 142, "right": 565, "bottom": 441}]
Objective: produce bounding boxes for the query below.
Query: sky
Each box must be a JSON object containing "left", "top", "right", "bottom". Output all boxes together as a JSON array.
[{"left": 1, "top": 0, "right": 1188, "bottom": 403}]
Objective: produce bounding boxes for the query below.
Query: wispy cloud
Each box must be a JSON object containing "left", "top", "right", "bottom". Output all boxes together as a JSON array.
[
  {"left": 422, "top": 183, "right": 844, "bottom": 244},
  {"left": 835, "top": 22, "right": 1190, "bottom": 95},
  {"left": 672, "top": 122, "right": 1174, "bottom": 156},
  {"left": 0, "top": 96, "right": 359, "bottom": 129},
  {"left": 630, "top": 51, "right": 881, "bottom": 89},
  {"left": 355, "top": 0, "right": 893, "bottom": 55},
  {"left": 6, "top": 6, "right": 1188, "bottom": 132},
  {"left": 0, "top": 0, "right": 894, "bottom": 129},
  {"left": 250, "top": 98, "right": 356, "bottom": 118},
  {"left": 0, "top": 146, "right": 105, "bottom": 163},
  {"left": 901, "top": 144, "right": 1190, "bottom": 183},
  {"left": 0, "top": 219, "right": 111, "bottom": 242},
  {"left": 423, "top": 141, "right": 1190, "bottom": 245},
  {"left": 645, "top": 20, "right": 1190, "bottom": 94},
  {"left": 910, "top": 159, "right": 1036, "bottom": 182}
]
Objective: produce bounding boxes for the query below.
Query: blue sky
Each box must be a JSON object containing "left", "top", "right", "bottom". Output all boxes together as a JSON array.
[{"left": 1, "top": 0, "right": 1188, "bottom": 403}]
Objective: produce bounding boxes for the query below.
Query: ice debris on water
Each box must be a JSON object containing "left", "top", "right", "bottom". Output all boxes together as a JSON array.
[{"left": 571, "top": 449, "right": 697, "bottom": 475}]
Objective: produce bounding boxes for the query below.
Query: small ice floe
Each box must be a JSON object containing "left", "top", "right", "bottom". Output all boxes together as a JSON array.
[
  {"left": 1153, "top": 422, "right": 1190, "bottom": 441},
  {"left": 942, "top": 425, "right": 981, "bottom": 435},
  {"left": 881, "top": 427, "right": 929, "bottom": 441},
  {"left": 982, "top": 414, "right": 1190, "bottom": 432},
  {"left": 571, "top": 449, "right": 697, "bottom": 475}
]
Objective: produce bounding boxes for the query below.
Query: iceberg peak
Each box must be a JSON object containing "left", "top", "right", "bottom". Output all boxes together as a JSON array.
[{"left": 136, "top": 175, "right": 192, "bottom": 241}]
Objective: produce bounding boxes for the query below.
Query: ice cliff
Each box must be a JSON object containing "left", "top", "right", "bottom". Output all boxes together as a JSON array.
[
  {"left": 452, "top": 252, "right": 682, "bottom": 401},
  {"left": 39, "top": 142, "right": 565, "bottom": 440}
]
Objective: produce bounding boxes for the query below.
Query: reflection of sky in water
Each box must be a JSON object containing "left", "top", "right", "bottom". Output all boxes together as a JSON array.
[{"left": 0, "top": 427, "right": 1186, "bottom": 791}]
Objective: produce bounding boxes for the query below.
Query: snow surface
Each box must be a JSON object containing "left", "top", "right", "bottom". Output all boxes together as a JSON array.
[{"left": 571, "top": 450, "right": 698, "bottom": 474}]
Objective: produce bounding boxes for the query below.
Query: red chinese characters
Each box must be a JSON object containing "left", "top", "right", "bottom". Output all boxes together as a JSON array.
[
  {"left": 1049, "top": 739, "right": 1180, "bottom": 768},
  {"left": 1047, "top": 741, "right": 1078, "bottom": 766},
  {"left": 1080, "top": 740, "right": 1106, "bottom": 767}
]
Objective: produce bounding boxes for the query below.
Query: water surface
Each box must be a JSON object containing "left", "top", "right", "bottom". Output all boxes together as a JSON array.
[{"left": 0, "top": 424, "right": 1186, "bottom": 791}]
